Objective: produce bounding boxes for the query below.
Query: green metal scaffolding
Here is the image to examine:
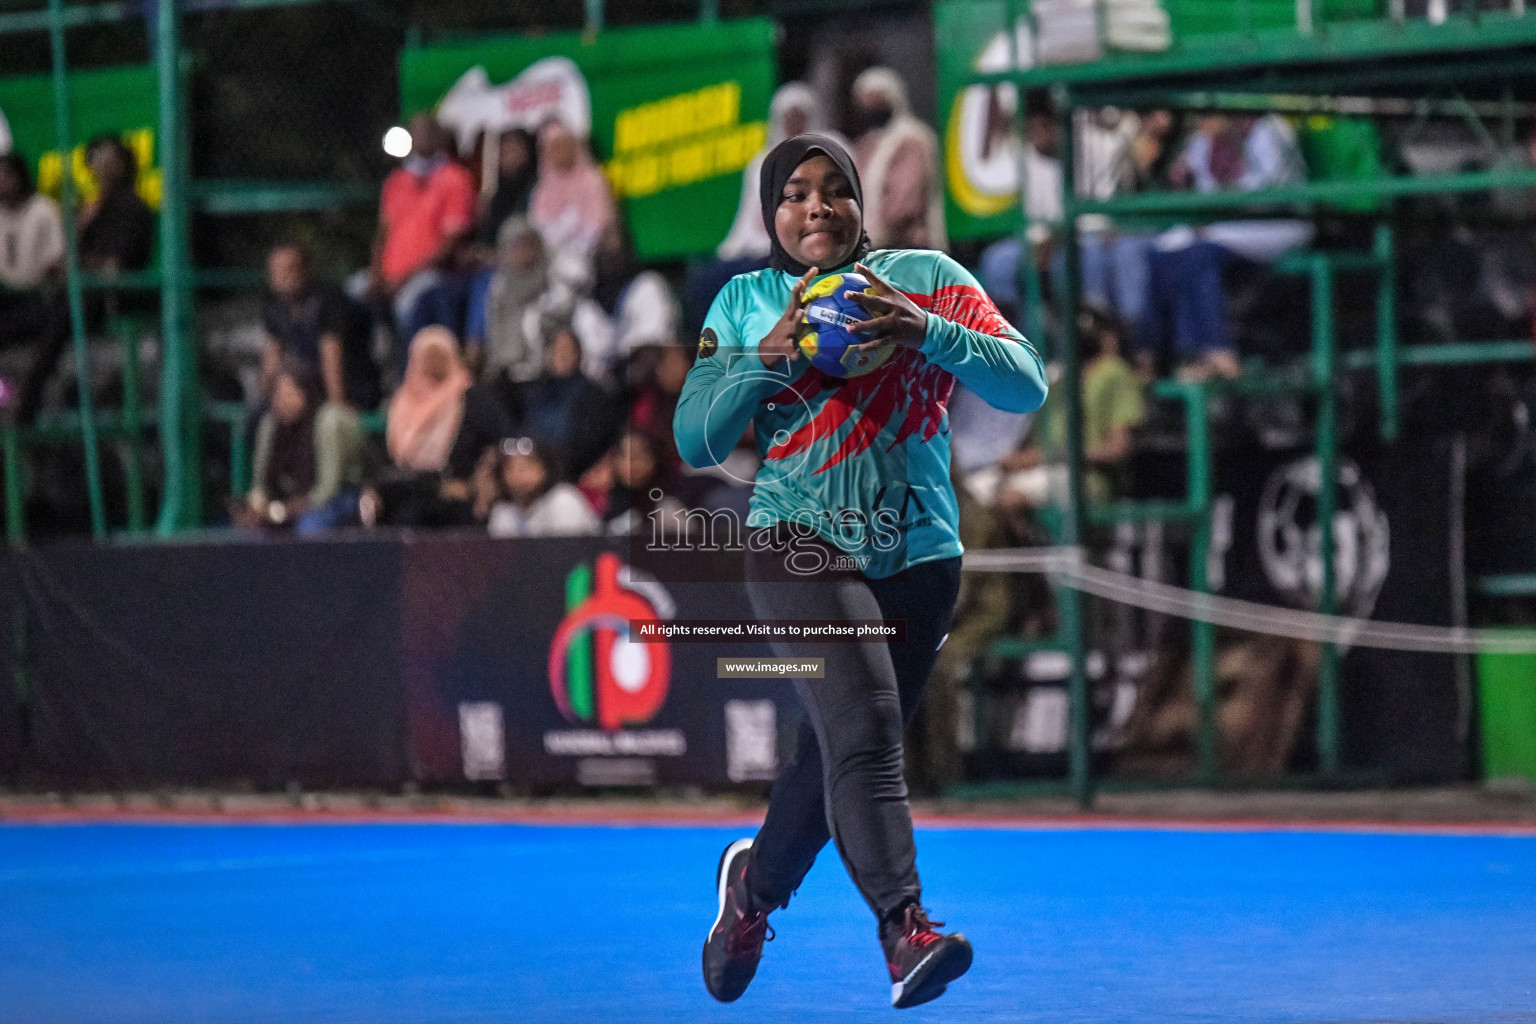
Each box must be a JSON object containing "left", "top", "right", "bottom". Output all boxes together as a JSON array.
[
  {"left": 8, "top": 0, "right": 1536, "bottom": 803},
  {"left": 0, "top": 0, "right": 386, "bottom": 546},
  {"left": 970, "top": 0, "right": 1536, "bottom": 805}
]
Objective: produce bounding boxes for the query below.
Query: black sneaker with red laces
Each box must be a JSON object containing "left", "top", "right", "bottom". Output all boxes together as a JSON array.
[
  {"left": 880, "top": 902, "right": 973, "bottom": 1009},
  {"left": 702, "top": 838, "right": 773, "bottom": 1002}
]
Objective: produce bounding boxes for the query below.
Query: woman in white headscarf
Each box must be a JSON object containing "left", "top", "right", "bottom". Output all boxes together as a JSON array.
[
  {"left": 715, "top": 83, "right": 839, "bottom": 261},
  {"left": 849, "top": 67, "right": 946, "bottom": 252}
]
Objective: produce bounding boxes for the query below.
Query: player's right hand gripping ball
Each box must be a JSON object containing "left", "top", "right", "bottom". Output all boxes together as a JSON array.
[{"left": 794, "top": 273, "right": 895, "bottom": 378}]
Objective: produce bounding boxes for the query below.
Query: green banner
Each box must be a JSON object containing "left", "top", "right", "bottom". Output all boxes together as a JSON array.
[
  {"left": 0, "top": 64, "right": 161, "bottom": 209},
  {"left": 400, "top": 19, "right": 776, "bottom": 260},
  {"left": 935, "top": 0, "right": 1023, "bottom": 243}
]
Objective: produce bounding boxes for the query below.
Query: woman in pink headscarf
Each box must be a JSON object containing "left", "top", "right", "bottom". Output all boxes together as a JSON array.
[
  {"left": 387, "top": 325, "right": 472, "bottom": 473},
  {"left": 528, "top": 120, "right": 618, "bottom": 260},
  {"left": 376, "top": 325, "right": 513, "bottom": 526}
]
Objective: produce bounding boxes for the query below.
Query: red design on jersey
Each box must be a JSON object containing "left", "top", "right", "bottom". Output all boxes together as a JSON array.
[
  {"left": 761, "top": 283, "right": 1020, "bottom": 475},
  {"left": 764, "top": 349, "right": 952, "bottom": 474},
  {"left": 908, "top": 284, "right": 1018, "bottom": 339}
]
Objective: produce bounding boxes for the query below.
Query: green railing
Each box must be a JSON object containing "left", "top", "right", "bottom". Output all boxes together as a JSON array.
[{"left": 974, "top": 0, "right": 1534, "bottom": 804}]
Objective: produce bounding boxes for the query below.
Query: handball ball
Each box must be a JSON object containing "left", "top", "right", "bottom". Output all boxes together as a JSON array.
[{"left": 794, "top": 273, "right": 895, "bottom": 378}]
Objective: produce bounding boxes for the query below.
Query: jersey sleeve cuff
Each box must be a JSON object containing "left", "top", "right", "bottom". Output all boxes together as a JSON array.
[{"left": 918, "top": 311, "right": 953, "bottom": 363}]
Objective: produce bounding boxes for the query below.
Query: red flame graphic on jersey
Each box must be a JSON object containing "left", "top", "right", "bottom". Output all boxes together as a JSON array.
[{"left": 764, "top": 284, "right": 1021, "bottom": 475}]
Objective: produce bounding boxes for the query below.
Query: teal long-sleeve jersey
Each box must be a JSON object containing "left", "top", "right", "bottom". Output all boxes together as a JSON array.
[{"left": 673, "top": 248, "right": 1048, "bottom": 579}]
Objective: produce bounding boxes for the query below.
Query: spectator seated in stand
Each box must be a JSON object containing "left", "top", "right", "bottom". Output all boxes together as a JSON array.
[
  {"left": 626, "top": 341, "right": 752, "bottom": 514},
  {"left": 978, "top": 96, "right": 1174, "bottom": 331},
  {"left": 483, "top": 436, "right": 600, "bottom": 538},
  {"left": 978, "top": 305, "right": 1145, "bottom": 536},
  {"left": 514, "top": 316, "right": 619, "bottom": 483},
  {"left": 849, "top": 67, "right": 946, "bottom": 251},
  {"left": 477, "top": 128, "right": 537, "bottom": 249},
  {"left": 716, "top": 83, "right": 837, "bottom": 265},
  {"left": 0, "top": 152, "right": 67, "bottom": 424},
  {"left": 239, "top": 357, "right": 369, "bottom": 535},
  {"left": 464, "top": 217, "right": 548, "bottom": 389},
  {"left": 372, "top": 112, "right": 477, "bottom": 349},
  {"left": 685, "top": 82, "right": 838, "bottom": 339},
  {"left": 609, "top": 265, "right": 680, "bottom": 373},
  {"left": 588, "top": 428, "right": 689, "bottom": 538},
  {"left": 373, "top": 325, "right": 510, "bottom": 527},
  {"left": 78, "top": 134, "right": 154, "bottom": 277},
  {"left": 262, "top": 243, "right": 381, "bottom": 412},
  {"left": 529, "top": 119, "right": 618, "bottom": 262},
  {"left": 1137, "top": 113, "right": 1314, "bottom": 381},
  {"left": 626, "top": 343, "right": 690, "bottom": 471}
]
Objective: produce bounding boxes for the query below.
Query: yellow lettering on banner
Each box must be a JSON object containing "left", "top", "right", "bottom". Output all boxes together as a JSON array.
[
  {"left": 628, "top": 154, "right": 662, "bottom": 197},
  {"left": 669, "top": 139, "right": 709, "bottom": 188},
  {"left": 605, "top": 78, "right": 763, "bottom": 200},
  {"left": 613, "top": 81, "right": 743, "bottom": 156},
  {"left": 613, "top": 109, "right": 633, "bottom": 153},
  {"left": 35, "top": 128, "right": 161, "bottom": 209}
]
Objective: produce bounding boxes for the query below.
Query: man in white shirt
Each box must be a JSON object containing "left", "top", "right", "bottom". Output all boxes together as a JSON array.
[{"left": 0, "top": 152, "right": 69, "bottom": 422}]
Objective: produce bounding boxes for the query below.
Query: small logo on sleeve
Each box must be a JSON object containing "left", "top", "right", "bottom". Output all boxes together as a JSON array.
[{"left": 698, "top": 327, "right": 719, "bottom": 358}]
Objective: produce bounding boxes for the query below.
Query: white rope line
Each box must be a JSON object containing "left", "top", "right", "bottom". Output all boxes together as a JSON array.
[{"left": 961, "top": 547, "right": 1536, "bottom": 655}]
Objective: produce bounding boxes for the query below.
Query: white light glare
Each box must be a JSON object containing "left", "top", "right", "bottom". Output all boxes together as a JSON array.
[{"left": 382, "top": 126, "right": 413, "bottom": 159}]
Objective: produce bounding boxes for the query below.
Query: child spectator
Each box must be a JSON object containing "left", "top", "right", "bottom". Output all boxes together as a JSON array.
[
  {"left": 0, "top": 152, "right": 67, "bottom": 423},
  {"left": 372, "top": 112, "right": 476, "bottom": 339},
  {"left": 484, "top": 436, "right": 600, "bottom": 538},
  {"left": 242, "top": 357, "right": 368, "bottom": 534},
  {"left": 478, "top": 128, "right": 538, "bottom": 248},
  {"left": 78, "top": 134, "right": 154, "bottom": 275},
  {"left": 377, "top": 325, "right": 510, "bottom": 526},
  {"left": 529, "top": 119, "right": 617, "bottom": 261},
  {"left": 262, "top": 243, "right": 380, "bottom": 411}
]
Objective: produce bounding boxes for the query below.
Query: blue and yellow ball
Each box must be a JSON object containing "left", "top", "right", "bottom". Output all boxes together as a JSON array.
[{"left": 794, "top": 273, "right": 895, "bottom": 378}]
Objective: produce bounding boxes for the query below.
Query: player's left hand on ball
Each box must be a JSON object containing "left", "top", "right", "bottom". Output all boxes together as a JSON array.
[{"left": 848, "top": 263, "right": 927, "bottom": 350}]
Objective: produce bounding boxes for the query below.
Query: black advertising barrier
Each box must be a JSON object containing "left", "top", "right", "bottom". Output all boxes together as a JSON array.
[
  {"left": 1208, "top": 439, "right": 1465, "bottom": 781},
  {"left": 7, "top": 537, "right": 408, "bottom": 787},
  {"left": 400, "top": 535, "right": 798, "bottom": 788},
  {"left": 0, "top": 559, "right": 20, "bottom": 779},
  {"left": 0, "top": 441, "right": 1467, "bottom": 790},
  {"left": 0, "top": 533, "right": 802, "bottom": 789},
  {"left": 1340, "top": 439, "right": 1467, "bottom": 782}
]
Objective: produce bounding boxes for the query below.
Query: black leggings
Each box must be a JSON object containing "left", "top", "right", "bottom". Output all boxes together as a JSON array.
[{"left": 742, "top": 526, "right": 962, "bottom": 920}]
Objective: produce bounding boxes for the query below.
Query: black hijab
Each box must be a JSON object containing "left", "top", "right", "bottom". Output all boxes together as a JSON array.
[{"left": 759, "top": 133, "right": 871, "bottom": 276}]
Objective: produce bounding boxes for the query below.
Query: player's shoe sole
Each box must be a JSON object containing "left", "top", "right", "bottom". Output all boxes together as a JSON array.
[
  {"left": 890, "top": 933, "right": 972, "bottom": 1009},
  {"left": 710, "top": 838, "right": 753, "bottom": 936},
  {"left": 702, "top": 838, "right": 767, "bottom": 1003}
]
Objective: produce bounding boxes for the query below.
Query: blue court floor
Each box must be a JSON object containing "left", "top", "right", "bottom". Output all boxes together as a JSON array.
[{"left": 1, "top": 821, "right": 1534, "bottom": 1023}]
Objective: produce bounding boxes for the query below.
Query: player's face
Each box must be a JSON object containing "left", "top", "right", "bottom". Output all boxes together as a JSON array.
[{"left": 775, "top": 155, "right": 861, "bottom": 269}]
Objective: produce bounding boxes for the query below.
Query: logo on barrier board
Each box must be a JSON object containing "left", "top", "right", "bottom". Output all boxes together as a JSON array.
[
  {"left": 1257, "top": 456, "right": 1390, "bottom": 619},
  {"left": 547, "top": 551, "right": 673, "bottom": 732}
]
